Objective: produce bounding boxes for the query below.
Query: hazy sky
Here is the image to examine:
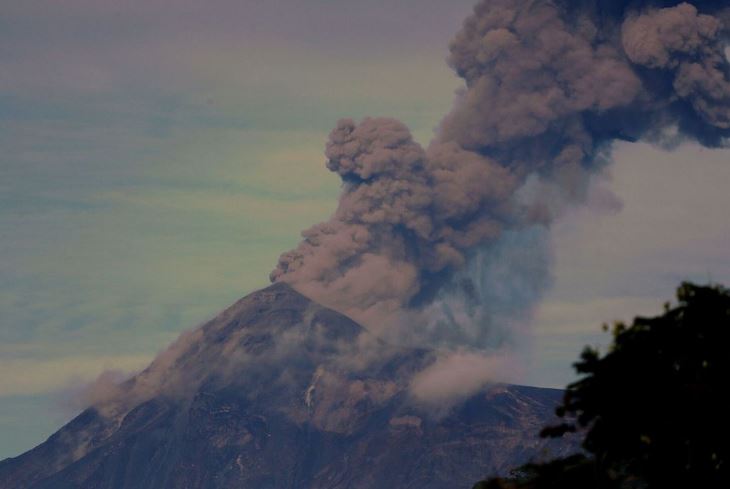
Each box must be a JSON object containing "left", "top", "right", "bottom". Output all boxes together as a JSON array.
[{"left": 1, "top": 0, "right": 729, "bottom": 459}]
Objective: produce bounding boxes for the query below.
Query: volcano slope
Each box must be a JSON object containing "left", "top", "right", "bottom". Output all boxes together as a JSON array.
[{"left": 0, "top": 283, "right": 576, "bottom": 489}]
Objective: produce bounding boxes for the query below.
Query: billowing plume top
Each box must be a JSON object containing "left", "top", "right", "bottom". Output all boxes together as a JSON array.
[{"left": 272, "top": 0, "right": 730, "bottom": 348}]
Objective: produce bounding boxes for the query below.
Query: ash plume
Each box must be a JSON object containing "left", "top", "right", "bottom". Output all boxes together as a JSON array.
[{"left": 272, "top": 0, "right": 730, "bottom": 352}]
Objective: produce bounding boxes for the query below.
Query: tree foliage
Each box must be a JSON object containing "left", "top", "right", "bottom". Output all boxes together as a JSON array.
[{"left": 474, "top": 282, "right": 730, "bottom": 489}]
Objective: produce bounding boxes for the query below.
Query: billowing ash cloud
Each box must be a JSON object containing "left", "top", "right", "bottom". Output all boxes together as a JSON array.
[{"left": 272, "top": 0, "right": 730, "bottom": 349}]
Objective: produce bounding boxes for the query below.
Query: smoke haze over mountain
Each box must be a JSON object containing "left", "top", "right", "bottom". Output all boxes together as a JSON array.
[
  {"left": 77, "top": 0, "right": 730, "bottom": 413},
  {"left": 271, "top": 0, "right": 730, "bottom": 355},
  {"left": 4, "top": 0, "right": 730, "bottom": 465}
]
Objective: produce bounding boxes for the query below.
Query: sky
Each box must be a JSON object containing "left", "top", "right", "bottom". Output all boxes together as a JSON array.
[{"left": 1, "top": 0, "right": 729, "bottom": 460}]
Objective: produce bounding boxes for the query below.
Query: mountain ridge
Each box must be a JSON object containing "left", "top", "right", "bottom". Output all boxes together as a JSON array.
[{"left": 0, "top": 283, "right": 576, "bottom": 489}]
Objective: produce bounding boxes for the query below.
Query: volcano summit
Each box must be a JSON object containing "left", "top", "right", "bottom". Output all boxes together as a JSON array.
[{"left": 0, "top": 284, "right": 574, "bottom": 489}]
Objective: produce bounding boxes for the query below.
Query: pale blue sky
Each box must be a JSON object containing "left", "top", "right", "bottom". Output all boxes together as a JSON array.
[{"left": 1, "top": 0, "right": 729, "bottom": 459}]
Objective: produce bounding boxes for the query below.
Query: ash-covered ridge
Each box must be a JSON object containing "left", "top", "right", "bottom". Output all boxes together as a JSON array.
[{"left": 0, "top": 284, "right": 575, "bottom": 489}]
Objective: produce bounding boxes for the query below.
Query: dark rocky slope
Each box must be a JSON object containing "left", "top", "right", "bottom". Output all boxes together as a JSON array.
[{"left": 0, "top": 283, "right": 575, "bottom": 489}]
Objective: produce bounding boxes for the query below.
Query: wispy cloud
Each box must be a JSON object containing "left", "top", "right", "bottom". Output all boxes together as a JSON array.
[{"left": 0, "top": 355, "right": 151, "bottom": 397}]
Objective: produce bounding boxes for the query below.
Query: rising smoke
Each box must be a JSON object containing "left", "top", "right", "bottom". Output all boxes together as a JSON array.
[{"left": 271, "top": 0, "right": 730, "bottom": 351}]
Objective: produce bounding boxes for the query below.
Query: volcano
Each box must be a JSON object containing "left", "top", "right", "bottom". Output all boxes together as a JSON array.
[{"left": 0, "top": 283, "right": 575, "bottom": 489}]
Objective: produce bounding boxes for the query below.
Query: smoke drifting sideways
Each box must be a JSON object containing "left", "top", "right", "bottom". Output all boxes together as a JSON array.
[{"left": 272, "top": 0, "right": 730, "bottom": 358}]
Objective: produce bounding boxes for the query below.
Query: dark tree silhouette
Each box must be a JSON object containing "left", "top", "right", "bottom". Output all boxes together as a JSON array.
[{"left": 474, "top": 282, "right": 730, "bottom": 489}]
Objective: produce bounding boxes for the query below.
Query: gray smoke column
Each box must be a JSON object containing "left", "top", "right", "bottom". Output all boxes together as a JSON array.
[{"left": 271, "top": 0, "right": 730, "bottom": 349}]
